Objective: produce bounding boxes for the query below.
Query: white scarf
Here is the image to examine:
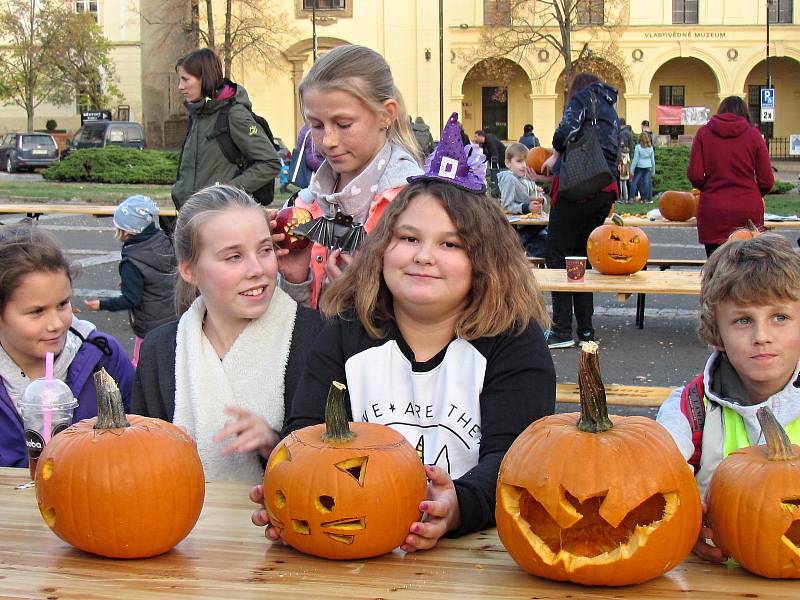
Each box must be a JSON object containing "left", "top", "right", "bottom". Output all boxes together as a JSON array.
[{"left": 173, "top": 289, "right": 297, "bottom": 482}]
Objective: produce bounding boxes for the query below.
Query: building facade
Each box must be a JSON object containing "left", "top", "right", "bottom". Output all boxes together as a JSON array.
[{"left": 2, "top": 1, "right": 796, "bottom": 151}]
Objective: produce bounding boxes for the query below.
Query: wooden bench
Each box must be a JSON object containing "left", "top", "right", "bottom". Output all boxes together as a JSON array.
[
  {"left": 0, "top": 203, "right": 177, "bottom": 218},
  {"left": 556, "top": 382, "right": 672, "bottom": 408}
]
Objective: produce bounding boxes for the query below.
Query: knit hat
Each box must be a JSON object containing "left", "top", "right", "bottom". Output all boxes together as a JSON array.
[
  {"left": 113, "top": 195, "right": 159, "bottom": 233},
  {"left": 408, "top": 112, "right": 487, "bottom": 193}
]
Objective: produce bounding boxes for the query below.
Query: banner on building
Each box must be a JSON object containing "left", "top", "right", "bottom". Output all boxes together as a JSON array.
[{"left": 656, "top": 105, "right": 710, "bottom": 126}]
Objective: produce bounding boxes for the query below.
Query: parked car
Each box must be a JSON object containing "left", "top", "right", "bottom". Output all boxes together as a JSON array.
[
  {"left": 0, "top": 132, "right": 59, "bottom": 172},
  {"left": 62, "top": 121, "right": 145, "bottom": 157}
]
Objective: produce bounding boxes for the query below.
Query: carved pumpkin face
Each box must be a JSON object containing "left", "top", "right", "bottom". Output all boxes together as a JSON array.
[
  {"left": 659, "top": 190, "right": 696, "bottom": 222},
  {"left": 586, "top": 215, "right": 649, "bottom": 275},
  {"left": 496, "top": 413, "right": 702, "bottom": 586},
  {"left": 264, "top": 422, "right": 427, "bottom": 560},
  {"left": 706, "top": 411, "right": 800, "bottom": 579}
]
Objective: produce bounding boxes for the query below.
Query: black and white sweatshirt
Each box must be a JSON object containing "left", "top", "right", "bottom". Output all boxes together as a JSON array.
[{"left": 284, "top": 315, "right": 556, "bottom": 537}]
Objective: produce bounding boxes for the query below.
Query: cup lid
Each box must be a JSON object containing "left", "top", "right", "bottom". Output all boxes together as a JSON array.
[{"left": 19, "top": 378, "right": 78, "bottom": 409}]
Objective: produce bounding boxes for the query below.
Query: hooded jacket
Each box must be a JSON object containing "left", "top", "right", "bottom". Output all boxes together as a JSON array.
[
  {"left": 687, "top": 113, "right": 774, "bottom": 245},
  {"left": 171, "top": 81, "right": 281, "bottom": 208},
  {"left": 552, "top": 82, "right": 620, "bottom": 176},
  {"left": 412, "top": 118, "right": 434, "bottom": 155},
  {"left": 0, "top": 328, "right": 134, "bottom": 468}
]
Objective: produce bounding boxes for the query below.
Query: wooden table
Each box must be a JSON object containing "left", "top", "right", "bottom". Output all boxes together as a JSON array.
[
  {"left": 0, "top": 468, "right": 795, "bottom": 599},
  {"left": 533, "top": 268, "right": 701, "bottom": 329},
  {"left": 509, "top": 214, "right": 800, "bottom": 229},
  {"left": 0, "top": 203, "right": 177, "bottom": 218}
]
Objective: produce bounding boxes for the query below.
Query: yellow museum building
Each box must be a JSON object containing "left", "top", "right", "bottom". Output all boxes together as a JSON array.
[{"left": 1, "top": 1, "right": 798, "bottom": 153}]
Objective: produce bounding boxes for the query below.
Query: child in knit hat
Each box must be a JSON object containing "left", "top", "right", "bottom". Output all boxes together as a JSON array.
[{"left": 83, "top": 195, "right": 176, "bottom": 366}]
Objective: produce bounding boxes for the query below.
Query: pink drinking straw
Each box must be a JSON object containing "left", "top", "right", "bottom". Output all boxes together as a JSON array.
[{"left": 43, "top": 352, "right": 53, "bottom": 443}]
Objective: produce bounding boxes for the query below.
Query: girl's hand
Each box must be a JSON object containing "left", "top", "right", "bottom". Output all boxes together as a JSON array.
[
  {"left": 277, "top": 244, "right": 313, "bottom": 284},
  {"left": 323, "top": 249, "right": 353, "bottom": 282},
  {"left": 401, "top": 465, "right": 461, "bottom": 553},
  {"left": 83, "top": 299, "right": 100, "bottom": 311},
  {"left": 693, "top": 524, "right": 728, "bottom": 563},
  {"left": 250, "top": 484, "right": 284, "bottom": 543},
  {"left": 213, "top": 406, "right": 279, "bottom": 459}
]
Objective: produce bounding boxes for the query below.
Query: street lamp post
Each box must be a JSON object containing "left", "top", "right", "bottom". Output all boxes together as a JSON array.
[
  {"left": 766, "top": 0, "right": 772, "bottom": 89},
  {"left": 312, "top": 3, "right": 318, "bottom": 62}
]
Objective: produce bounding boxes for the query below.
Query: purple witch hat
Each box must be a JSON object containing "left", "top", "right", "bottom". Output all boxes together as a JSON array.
[{"left": 408, "top": 112, "right": 487, "bottom": 193}]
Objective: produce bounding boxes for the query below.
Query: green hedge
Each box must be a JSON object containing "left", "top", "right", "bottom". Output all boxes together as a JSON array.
[{"left": 43, "top": 148, "right": 179, "bottom": 184}]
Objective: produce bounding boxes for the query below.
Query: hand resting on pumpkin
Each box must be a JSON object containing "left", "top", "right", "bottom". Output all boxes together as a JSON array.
[
  {"left": 213, "top": 406, "right": 280, "bottom": 459},
  {"left": 401, "top": 465, "right": 461, "bottom": 553},
  {"left": 249, "top": 464, "right": 462, "bottom": 552}
]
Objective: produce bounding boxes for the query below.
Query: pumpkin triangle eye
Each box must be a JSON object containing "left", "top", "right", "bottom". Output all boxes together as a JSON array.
[
  {"left": 335, "top": 456, "right": 369, "bottom": 486},
  {"left": 268, "top": 445, "right": 292, "bottom": 471},
  {"left": 609, "top": 233, "right": 620, "bottom": 241}
]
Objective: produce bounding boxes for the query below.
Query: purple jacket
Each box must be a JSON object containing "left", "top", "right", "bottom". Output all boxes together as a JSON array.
[{"left": 0, "top": 330, "right": 134, "bottom": 468}]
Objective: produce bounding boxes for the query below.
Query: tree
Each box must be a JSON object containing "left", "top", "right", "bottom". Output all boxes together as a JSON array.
[
  {"left": 0, "top": 0, "right": 72, "bottom": 131},
  {"left": 0, "top": 0, "right": 121, "bottom": 130},
  {"left": 42, "top": 11, "right": 124, "bottom": 111},
  {"left": 475, "top": 0, "right": 630, "bottom": 99},
  {"left": 147, "top": 0, "right": 296, "bottom": 80}
]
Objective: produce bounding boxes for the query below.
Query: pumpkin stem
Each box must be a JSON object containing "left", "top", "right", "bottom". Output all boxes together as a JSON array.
[
  {"left": 747, "top": 219, "right": 760, "bottom": 234},
  {"left": 92, "top": 369, "right": 130, "bottom": 430},
  {"left": 757, "top": 406, "right": 798, "bottom": 461},
  {"left": 576, "top": 342, "right": 613, "bottom": 433},
  {"left": 322, "top": 381, "right": 354, "bottom": 443},
  {"left": 611, "top": 213, "right": 624, "bottom": 227}
]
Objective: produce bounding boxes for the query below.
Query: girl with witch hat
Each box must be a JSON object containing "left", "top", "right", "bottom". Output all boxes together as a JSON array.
[{"left": 251, "top": 113, "right": 555, "bottom": 551}]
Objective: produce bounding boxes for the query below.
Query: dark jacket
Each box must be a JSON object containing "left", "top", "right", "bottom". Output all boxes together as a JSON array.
[
  {"left": 171, "top": 81, "right": 281, "bottom": 208},
  {"left": 0, "top": 330, "right": 134, "bottom": 468},
  {"left": 619, "top": 125, "right": 634, "bottom": 152},
  {"left": 519, "top": 132, "right": 540, "bottom": 149},
  {"left": 552, "top": 82, "right": 620, "bottom": 175},
  {"left": 100, "top": 224, "right": 176, "bottom": 337},
  {"left": 688, "top": 113, "right": 774, "bottom": 244},
  {"left": 481, "top": 133, "right": 507, "bottom": 168},
  {"left": 131, "top": 307, "right": 321, "bottom": 422},
  {"left": 412, "top": 119, "right": 435, "bottom": 155}
]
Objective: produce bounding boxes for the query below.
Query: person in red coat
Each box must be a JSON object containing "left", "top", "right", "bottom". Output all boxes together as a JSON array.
[{"left": 687, "top": 96, "right": 774, "bottom": 256}]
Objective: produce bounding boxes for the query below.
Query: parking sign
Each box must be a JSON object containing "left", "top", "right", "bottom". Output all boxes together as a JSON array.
[{"left": 761, "top": 88, "right": 775, "bottom": 109}]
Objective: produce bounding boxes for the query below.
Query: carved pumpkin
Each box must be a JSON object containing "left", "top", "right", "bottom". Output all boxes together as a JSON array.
[
  {"left": 496, "top": 343, "right": 702, "bottom": 586},
  {"left": 658, "top": 190, "right": 696, "bottom": 221},
  {"left": 586, "top": 214, "right": 650, "bottom": 275},
  {"left": 263, "top": 382, "right": 427, "bottom": 560},
  {"left": 35, "top": 370, "right": 205, "bottom": 558},
  {"left": 727, "top": 220, "right": 762, "bottom": 242},
  {"left": 706, "top": 407, "right": 800, "bottom": 578},
  {"left": 526, "top": 147, "right": 553, "bottom": 174}
]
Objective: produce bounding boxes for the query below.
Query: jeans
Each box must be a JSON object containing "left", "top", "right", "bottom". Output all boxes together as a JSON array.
[
  {"left": 545, "top": 190, "right": 616, "bottom": 339},
  {"left": 629, "top": 167, "right": 653, "bottom": 201}
]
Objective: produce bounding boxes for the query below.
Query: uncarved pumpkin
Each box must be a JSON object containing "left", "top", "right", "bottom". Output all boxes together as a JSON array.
[
  {"left": 727, "top": 219, "right": 762, "bottom": 242},
  {"left": 706, "top": 407, "right": 800, "bottom": 578},
  {"left": 586, "top": 214, "right": 649, "bottom": 275},
  {"left": 496, "top": 343, "right": 702, "bottom": 586},
  {"left": 659, "top": 190, "right": 696, "bottom": 221},
  {"left": 526, "top": 147, "right": 553, "bottom": 174},
  {"left": 35, "top": 370, "right": 205, "bottom": 558},
  {"left": 263, "top": 381, "right": 427, "bottom": 560}
]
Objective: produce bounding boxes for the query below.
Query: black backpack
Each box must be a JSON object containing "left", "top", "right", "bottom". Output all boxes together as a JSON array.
[{"left": 210, "top": 100, "right": 280, "bottom": 205}]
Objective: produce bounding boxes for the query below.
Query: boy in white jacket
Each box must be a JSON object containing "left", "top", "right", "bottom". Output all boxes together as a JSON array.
[{"left": 656, "top": 233, "right": 800, "bottom": 563}]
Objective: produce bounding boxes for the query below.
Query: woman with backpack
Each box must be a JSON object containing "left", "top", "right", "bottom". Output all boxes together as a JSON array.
[{"left": 169, "top": 48, "right": 281, "bottom": 229}]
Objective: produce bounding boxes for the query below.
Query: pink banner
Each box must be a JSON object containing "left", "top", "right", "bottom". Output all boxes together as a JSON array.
[{"left": 656, "top": 105, "right": 682, "bottom": 125}]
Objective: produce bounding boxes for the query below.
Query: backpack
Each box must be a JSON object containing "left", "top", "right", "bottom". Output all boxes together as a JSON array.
[
  {"left": 211, "top": 100, "right": 280, "bottom": 206},
  {"left": 679, "top": 374, "right": 706, "bottom": 474}
]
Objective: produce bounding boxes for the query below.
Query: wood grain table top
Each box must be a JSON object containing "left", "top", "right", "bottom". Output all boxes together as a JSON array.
[
  {"left": 0, "top": 467, "right": 795, "bottom": 598},
  {"left": 532, "top": 268, "right": 701, "bottom": 297}
]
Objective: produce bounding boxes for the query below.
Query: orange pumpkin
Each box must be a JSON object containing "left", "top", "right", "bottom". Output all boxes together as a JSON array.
[
  {"left": 727, "top": 219, "right": 762, "bottom": 241},
  {"left": 496, "top": 343, "right": 702, "bottom": 586},
  {"left": 526, "top": 147, "right": 553, "bottom": 174},
  {"left": 586, "top": 214, "right": 649, "bottom": 275},
  {"left": 658, "top": 190, "right": 696, "bottom": 221},
  {"left": 35, "top": 370, "right": 205, "bottom": 558},
  {"left": 706, "top": 407, "right": 800, "bottom": 579},
  {"left": 263, "top": 382, "right": 427, "bottom": 560}
]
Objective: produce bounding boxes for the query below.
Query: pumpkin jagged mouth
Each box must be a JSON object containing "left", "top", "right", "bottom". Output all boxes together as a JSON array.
[{"left": 500, "top": 484, "right": 676, "bottom": 570}]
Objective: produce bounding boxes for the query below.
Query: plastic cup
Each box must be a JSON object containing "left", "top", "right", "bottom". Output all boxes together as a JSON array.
[
  {"left": 565, "top": 256, "right": 587, "bottom": 283},
  {"left": 18, "top": 378, "right": 78, "bottom": 480}
]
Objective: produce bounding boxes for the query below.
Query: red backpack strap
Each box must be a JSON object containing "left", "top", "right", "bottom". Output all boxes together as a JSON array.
[{"left": 679, "top": 374, "right": 706, "bottom": 474}]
